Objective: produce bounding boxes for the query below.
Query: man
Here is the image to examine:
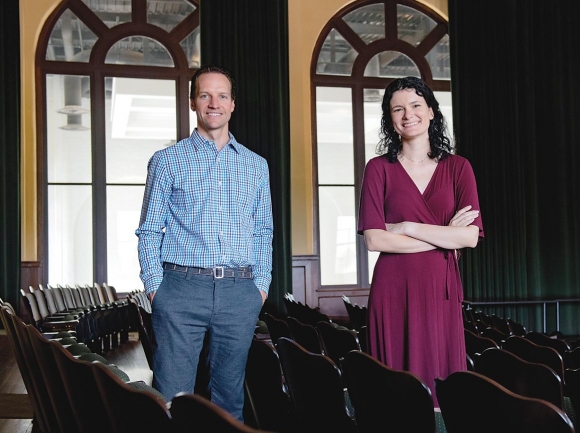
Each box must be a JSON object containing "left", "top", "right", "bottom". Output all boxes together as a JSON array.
[{"left": 135, "top": 65, "right": 273, "bottom": 421}]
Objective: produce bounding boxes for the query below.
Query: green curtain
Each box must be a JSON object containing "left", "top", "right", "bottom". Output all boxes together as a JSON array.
[
  {"left": 199, "top": 0, "right": 291, "bottom": 316},
  {"left": 450, "top": 0, "right": 580, "bottom": 334},
  {"left": 0, "top": 0, "right": 22, "bottom": 312}
]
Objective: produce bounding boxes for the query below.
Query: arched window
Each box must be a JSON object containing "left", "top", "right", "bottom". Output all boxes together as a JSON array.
[
  {"left": 37, "top": 0, "right": 199, "bottom": 289},
  {"left": 312, "top": 0, "right": 450, "bottom": 288}
]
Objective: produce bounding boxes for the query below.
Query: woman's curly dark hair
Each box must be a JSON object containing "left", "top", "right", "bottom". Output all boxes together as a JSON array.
[{"left": 377, "top": 76, "right": 453, "bottom": 162}]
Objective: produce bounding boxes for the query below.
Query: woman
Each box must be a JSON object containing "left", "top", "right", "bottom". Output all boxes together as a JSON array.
[{"left": 358, "top": 77, "right": 484, "bottom": 404}]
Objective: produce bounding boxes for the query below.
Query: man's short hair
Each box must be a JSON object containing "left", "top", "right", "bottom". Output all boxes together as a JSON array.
[{"left": 190, "top": 65, "right": 236, "bottom": 100}]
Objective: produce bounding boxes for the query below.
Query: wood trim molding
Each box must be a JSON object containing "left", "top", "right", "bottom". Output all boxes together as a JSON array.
[
  {"left": 291, "top": 255, "right": 319, "bottom": 307},
  {"left": 21, "top": 261, "right": 42, "bottom": 292},
  {"left": 292, "top": 255, "right": 370, "bottom": 320}
]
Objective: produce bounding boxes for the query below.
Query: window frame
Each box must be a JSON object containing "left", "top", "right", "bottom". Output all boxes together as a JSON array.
[
  {"left": 36, "top": 0, "right": 199, "bottom": 285},
  {"left": 311, "top": 0, "right": 450, "bottom": 289}
]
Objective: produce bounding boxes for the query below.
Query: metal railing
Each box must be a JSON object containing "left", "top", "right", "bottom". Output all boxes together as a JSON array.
[{"left": 464, "top": 298, "right": 580, "bottom": 333}]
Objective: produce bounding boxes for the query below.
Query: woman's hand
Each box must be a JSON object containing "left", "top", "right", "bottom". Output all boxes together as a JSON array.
[
  {"left": 448, "top": 205, "right": 479, "bottom": 227},
  {"left": 381, "top": 206, "right": 480, "bottom": 250},
  {"left": 386, "top": 205, "right": 479, "bottom": 234},
  {"left": 385, "top": 222, "right": 407, "bottom": 235}
]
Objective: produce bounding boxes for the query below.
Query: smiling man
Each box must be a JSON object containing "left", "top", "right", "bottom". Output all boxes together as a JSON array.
[{"left": 135, "top": 65, "right": 273, "bottom": 421}]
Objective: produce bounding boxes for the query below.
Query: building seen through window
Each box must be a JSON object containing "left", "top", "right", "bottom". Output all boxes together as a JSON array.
[
  {"left": 40, "top": 0, "right": 199, "bottom": 289},
  {"left": 313, "top": 0, "right": 451, "bottom": 287}
]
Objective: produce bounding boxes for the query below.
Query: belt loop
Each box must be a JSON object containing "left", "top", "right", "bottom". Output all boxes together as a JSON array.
[{"left": 185, "top": 266, "right": 193, "bottom": 280}]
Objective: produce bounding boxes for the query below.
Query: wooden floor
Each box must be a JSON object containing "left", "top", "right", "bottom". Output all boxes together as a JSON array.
[{"left": 0, "top": 330, "right": 151, "bottom": 433}]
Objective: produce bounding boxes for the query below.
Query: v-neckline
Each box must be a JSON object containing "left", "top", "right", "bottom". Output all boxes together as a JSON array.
[{"left": 397, "top": 159, "right": 440, "bottom": 196}]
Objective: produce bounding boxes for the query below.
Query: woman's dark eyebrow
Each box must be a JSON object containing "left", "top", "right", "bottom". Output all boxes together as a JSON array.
[{"left": 391, "top": 100, "right": 422, "bottom": 109}]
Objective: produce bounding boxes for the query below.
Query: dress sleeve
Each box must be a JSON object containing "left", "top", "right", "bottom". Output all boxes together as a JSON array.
[
  {"left": 455, "top": 158, "right": 484, "bottom": 239},
  {"left": 358, "top": 158, "right": 388, "bottom": 235}
]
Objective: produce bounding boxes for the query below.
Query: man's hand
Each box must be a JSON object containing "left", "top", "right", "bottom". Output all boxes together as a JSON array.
[
  {"left": 148, "top": 291, "right": 156, "bottom": 304},
  {"left": 260, "top": 290, "right": 267, "bottom": 305}
]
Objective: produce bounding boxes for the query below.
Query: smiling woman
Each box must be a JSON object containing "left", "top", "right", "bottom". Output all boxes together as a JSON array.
[{"left": 358, "top": 76, "right": 484, "bottom": 406}]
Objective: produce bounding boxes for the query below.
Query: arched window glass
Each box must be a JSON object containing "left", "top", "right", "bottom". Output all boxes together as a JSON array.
[
  {"left": 147, "top": 0, "right": 196, "bottom": 32},
  {"left": 180, "top": 28, "right": 201, "bottom": 68},
  {"left": 343, "top": 3, "right": 385, "bottom": 45},
  {"left": 46, "top": 10, "right": 97, "bottom": 62},
  {"left": 312, "top": 0, "right": 450, "bottom": 290},
  {"left": 363, "top": 51, "right": 420, "bottom": 78},
  {"left": 82, "top": 0, "right": 131, "bottom": 27},
  {"left": 81, "top": 0, "right": 132, "bottom": 28},
  {"left": 427, "top": 34, "right": 450, "bottom": 79},
  {"left": 105, "top": 36, "right": 175, "bottom": 67},
  {"left": 38, "top": 0, "right": 199, "bottom": 290},
  {"left": 316, "top": 29, "right": 358, "bottom": 76},
  {"left": 396, "top": 4, "right": 436, "bottom": 45}
]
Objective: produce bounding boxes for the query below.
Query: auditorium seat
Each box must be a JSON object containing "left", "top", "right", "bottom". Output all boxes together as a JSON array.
[
  {"left": 285, "top": 316, "right": 323, "bottom": 354},
  {"left": 263, "top": 312, "right": 292, "bottom": 346},
  {"left": 316, "top": 321, "right": 360, "bottom": 366},
  {"left": 342, "top": 296, "right": 368, "bottom": 331},
  {"left": 276, "top": 337, "right": 356, "bottom": 433},
  {"left": 244, "top": 338, "right": 292, "bottom": 432},
  {"left": 341, "top": 350, "right": 441, "bottom": 433},
  {"left": 474, "top": 348, "right": 564, "bottom": 410},
  {"left": 171, "top": 393, "right": 267, "bottom": 433},
  {"left": 436, "top": 371, "right": 574, "bottom": 433}
]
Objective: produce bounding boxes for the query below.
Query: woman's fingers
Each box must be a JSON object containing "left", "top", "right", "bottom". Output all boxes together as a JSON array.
[
  {"left": 449, "top": 208, "right": 479, "bottom": 227},
  {"left": 456, "top": 205, "right": 473, "bottom": 214},
  {"left": 449, "top": 207, "right": 469, "bottom": 224}
]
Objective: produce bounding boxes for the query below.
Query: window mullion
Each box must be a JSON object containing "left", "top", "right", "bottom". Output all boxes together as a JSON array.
[
  {"left": 132, "top": 0, "right": 147, "bottom": 24},
  {"left": 352, "top": 84, "right": 369, "bottom": 288},
  {"left": 178, "top": 75, "right": 191, "bottom": 139},
  {"left": 92, "top": 72, "right": 108, "bottom": 283}
]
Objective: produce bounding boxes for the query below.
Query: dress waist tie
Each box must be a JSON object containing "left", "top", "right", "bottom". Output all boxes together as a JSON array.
[{"left": 443, "top": 250, "right": 460, "bottom": 301}]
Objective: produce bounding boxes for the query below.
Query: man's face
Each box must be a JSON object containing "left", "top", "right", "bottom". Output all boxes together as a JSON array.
[{"left": 190, "top": 72, "right": 235, "bottom": 136}]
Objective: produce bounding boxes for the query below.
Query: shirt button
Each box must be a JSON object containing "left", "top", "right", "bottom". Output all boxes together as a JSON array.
[
  {"left": 216, "top": 157, "right": 220, "bottom": 162},
  {"left": 218, "top": 181, "right": 222, "bottom": 187}
]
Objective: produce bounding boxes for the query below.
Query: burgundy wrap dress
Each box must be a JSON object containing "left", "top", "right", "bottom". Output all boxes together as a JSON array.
[{"left": 357, "top": 154, "right": 484, "bottom": 404}]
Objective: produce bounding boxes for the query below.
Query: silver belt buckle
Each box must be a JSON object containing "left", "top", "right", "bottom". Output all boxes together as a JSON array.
[{"left": 213, "top": 266, "right": 224, "bottom": 279}]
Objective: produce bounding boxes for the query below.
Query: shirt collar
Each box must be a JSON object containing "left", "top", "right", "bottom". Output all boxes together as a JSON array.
[{"left": 190, "top": 128, "right": 240, "bottom": 153}]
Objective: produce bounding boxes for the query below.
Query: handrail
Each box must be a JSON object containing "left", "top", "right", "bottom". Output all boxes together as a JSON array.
[{"left": 464, "top": 298, "right": 580, "bottom": 333}]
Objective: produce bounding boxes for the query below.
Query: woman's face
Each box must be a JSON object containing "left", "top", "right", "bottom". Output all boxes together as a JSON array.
[{"left": 389, "top": 88, "right": 434, "bottom": 141}]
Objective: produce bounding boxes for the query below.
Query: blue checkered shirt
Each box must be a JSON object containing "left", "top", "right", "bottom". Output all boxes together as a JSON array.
[{"left": 136, "top": 129, "right": 273, "bottom": 295}]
